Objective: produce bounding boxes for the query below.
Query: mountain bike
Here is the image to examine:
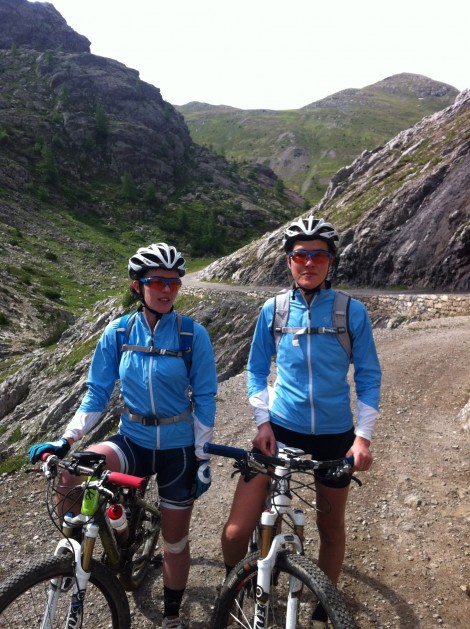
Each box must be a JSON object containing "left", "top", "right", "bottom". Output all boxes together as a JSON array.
[
  {"left": 0, "top": 450, "right": 161, "bottom": 628},
  {"left": 205, "top": 442, "right": 357, "bottom": 629}
]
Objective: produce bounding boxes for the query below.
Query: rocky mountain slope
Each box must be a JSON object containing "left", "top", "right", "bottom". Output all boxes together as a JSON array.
[
  {"left": 200, "top": 89, "right": 470, "bottom": 290},
  {"left": 178, "top": 74, "right": 458, "bottom": 202},
  {"left": 0, "top": 285, "right": 271, "bottom": 465},
  {"left": 0, "top": 0, "right": 303, "bottom": 357},
  {"left": 0, "top": 4, "right": 468, "bottom": 625}
]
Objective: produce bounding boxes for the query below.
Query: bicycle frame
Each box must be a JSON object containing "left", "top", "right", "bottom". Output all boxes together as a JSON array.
[
  {"left": 204, "top": 442, "right": 355, "bottom": 629},
  {"left": 38, "top": 452, "right": 156, "bottom": 627},
  {"left": 253, "top": 459, "right": 307, "bottom": 628}
]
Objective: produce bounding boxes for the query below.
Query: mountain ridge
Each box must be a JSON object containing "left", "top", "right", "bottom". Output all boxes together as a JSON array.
[
  {"left": 200, "top": 89, "right": 470, "bottom": 291},
  {"left": 177, "top": 73, "right": 458, "bottom": 202}
]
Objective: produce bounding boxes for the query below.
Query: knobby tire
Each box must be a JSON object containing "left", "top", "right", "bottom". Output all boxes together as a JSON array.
[
  {"left": 118, "top": 475, "right": 161, "bottom": 592},
  {"left": 0, "top": 554, "right": 131, "bottom": 628},
  {"left": 211, "top": 550, "right": 355, "bottom": 629}
]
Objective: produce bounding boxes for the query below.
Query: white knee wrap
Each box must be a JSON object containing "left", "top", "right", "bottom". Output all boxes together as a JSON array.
[{"left": 164, "top": 535, "right": 188, "bottom": 554}]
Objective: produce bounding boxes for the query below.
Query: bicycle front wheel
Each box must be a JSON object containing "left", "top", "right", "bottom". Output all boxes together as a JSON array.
[
  {"left": 0, "top": 555, "right": 131, "bottom": 628},
  {"left": 212, "top": 551, "right": 355, "bottom": 629}
]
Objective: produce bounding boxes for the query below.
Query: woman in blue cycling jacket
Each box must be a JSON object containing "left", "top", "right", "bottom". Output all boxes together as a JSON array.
[
  {"left": 29, "top": 243, "right": 217, "bottom": 629},
  {"left": 220, "top": 217, "right": 381, "bottom": 628}
]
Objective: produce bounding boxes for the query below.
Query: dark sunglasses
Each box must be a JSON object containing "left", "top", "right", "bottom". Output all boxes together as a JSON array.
[
  {"left": 139, "top": 276, "right": 182, "bottom": 290},
  {"left": 288, "top": 249, "right": 333, "bottom": 264}
]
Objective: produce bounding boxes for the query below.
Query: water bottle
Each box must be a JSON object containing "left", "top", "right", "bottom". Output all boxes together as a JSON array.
[{"left": 107, "top": 504, "right": 129, "bottom": 542}]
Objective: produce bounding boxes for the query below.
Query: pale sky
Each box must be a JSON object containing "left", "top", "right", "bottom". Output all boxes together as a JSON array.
[{"left": 37, "top": 0, "right": 469, "bottom": 110}]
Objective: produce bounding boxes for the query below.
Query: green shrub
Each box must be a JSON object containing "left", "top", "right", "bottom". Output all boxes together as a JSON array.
[
  {"left": 0, "top": 454, "right": 27, "bottom": 475},
  {"left": 95, "top": 104, "right": 109, "bottom": 143},
  {"left": 38, "top": 145, "right": 58, "bottom": 185},
  {"left": 143, "top": 182, "right": 156, "bottom": 206},
  {"left": 8, "top": 426, "right": 22, "bottom": 444},
  {"left": 120, "top": 173, "right": 138, "bottom": 201}
]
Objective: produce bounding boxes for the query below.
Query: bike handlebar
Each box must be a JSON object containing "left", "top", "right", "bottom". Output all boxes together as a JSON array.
[
  {"left": 40, "top": 453, "right": 147, "bottom": 490},
  {"left": 203, "top": 442, "right": 353, "bottom": 472},
  {"left": 107, "top": 471, "right": 146, "bottom": 490},
  {"left": 203, "top": 443, "right": 247, "bottom": 460}
]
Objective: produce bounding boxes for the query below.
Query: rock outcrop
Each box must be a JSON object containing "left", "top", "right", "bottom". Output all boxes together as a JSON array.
[
  {"left": 321, "top": 89, "right": 470, "bottom": 290},
  {"left": 200, "top": 90, "right": 470, "bottom": 291},
  {"left": 0, "top": 0, "right": 91, "bottom": 53}
]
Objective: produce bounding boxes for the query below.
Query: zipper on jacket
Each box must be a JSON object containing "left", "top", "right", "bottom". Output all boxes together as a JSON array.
[
  {"left": 306, "top": 292, "right": 318, "bottom": 433},
  {"left": 143, "top": 315, "right": 160, "bottom": 449}
]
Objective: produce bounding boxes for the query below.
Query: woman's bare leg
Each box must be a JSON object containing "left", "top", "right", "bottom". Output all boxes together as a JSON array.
[
  {"left": 221, "top": 472, "right": 270, "bottom": 568},
  {"left": 161, "top": 505, "right": 193, "bottom": 590},
  {"left": 315, "top": 482, "right": 349, "bottom": 584}
]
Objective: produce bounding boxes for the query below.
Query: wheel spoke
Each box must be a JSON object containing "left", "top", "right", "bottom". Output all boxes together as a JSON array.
[
  {"left": 0, "top": 556, "right": 130, "bottom": 628},
  {"left": 212, "top": 551, "right": 355, "bottom": 629}
]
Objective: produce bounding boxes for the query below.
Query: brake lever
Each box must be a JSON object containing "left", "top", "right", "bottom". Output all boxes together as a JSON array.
[{"left": 232, "top": 459, "right": 265, "bottom": 482}]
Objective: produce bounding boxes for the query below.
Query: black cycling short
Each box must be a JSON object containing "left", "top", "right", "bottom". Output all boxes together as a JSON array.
[
  {"left": 270, "top": 423, "right": 355, "bottom": 488},
  {"left": 103, "top": 434, "right": 197, "bottom": 508}
]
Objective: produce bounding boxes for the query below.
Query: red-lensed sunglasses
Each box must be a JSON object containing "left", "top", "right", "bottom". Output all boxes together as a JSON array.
[
  {"left": 139, "top": 277, "right": 182, "bottom": 290},
  {"left": 288, "top": 250, "right": 333, "bottom": 265}
]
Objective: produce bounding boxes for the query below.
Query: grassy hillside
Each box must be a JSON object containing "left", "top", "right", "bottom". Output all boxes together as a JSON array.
[
  {"left": 178, "top": 74, "right": 458, "bottom": 203},
  {"left": 0, "top": 6, "right": 306, "bottom": 359}
]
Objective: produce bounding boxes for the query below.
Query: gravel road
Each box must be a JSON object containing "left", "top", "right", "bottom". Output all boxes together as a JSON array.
[{"left": 1, "top": 315, "right": 469, "bottom": 628}]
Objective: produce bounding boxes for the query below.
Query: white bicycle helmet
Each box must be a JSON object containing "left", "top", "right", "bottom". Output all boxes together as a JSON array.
[
  {"left": 128, "top": 243, "right": 186, "bottom": 278},
  {"left": 282, "top": 216, "right": 339, "bottom": 253}
]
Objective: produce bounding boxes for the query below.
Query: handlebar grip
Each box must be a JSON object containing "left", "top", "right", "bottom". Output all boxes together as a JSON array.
[
  {"left": 108, "top": 471, "right": 147, "bottom": 490},
  {"left": 346, "top": 456, "right": 354, "bottom": 466},
  {"left": 203, "top": 442, "right": 247, "bottom": 460},
  {"left": 40, "top": 452, "right": 55, "bottom": 462}
]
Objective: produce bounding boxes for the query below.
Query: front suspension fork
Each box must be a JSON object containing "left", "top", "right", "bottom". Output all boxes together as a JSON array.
[
  {"left": 254, "top": 507, "right": 305, "bottom": 627},
  {"left": 42, "top": 520, "right": 100, "bottom": 629}
]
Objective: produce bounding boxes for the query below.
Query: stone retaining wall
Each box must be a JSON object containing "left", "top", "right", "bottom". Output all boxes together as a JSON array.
[
  {"left": 185, "top": 284, "right": 470, "bottom": 323},
  {"left": 356, "top": 293, "right": 470, "bottom": 321}
]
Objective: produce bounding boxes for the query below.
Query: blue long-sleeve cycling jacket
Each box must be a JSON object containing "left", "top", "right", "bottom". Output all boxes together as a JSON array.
[
  {"left": 247, "top": 287, "right": 381, "bottom": 440},
  {"left": 63, "top": 310, "right": 217, "bottom": 459}
]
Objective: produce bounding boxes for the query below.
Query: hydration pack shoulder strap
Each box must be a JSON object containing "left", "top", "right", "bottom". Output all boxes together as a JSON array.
[
  {"left": 116, "top": 312, "right": 194, "bottom": 374},
  {"left": 332, "top": 290, "right": 352, "bottom": 362},
  {"left": 271, "top": 290, "right": 352, "bottom": 361}
]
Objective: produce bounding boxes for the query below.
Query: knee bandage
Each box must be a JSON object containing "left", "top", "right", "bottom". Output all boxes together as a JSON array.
[{"left": 164, "top": 535, "right": 188, "bottom": 554}]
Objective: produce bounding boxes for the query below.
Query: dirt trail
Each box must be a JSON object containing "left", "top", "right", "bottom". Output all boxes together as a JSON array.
[{"left": 1, "top": 316, "right": 469, "bottom": 628}]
